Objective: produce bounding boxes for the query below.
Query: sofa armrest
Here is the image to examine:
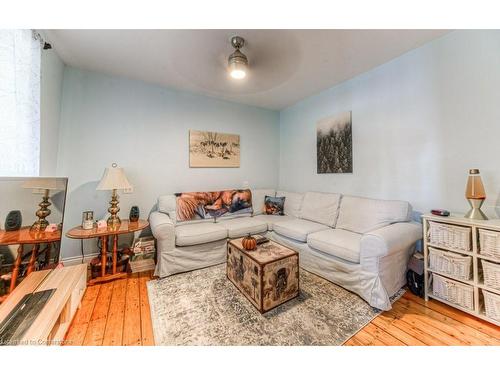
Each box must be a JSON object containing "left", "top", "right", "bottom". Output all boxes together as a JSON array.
[
  {"left": 360, "top": 222, "right": 422, "bottom": 259},
  {"left": 149, "top": 211, "right": 175, "bottom": 241}
]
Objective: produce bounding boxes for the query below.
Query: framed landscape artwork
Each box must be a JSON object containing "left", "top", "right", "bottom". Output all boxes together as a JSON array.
[
  {"left": 189, "top": 130, "right": 240, "bottom": 168},
  {"left": 316, "top": 111, "right": 353, "bottom": 173}
]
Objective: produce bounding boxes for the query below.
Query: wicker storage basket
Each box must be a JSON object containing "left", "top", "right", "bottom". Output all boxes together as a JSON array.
[
  {"left": 481, "top": 259, "right": 500, "bottom": 290},
  {"left": 429, "top": 247, "right": 472, "bottom": 280},
  {"left": 478, "top": 229, "right": 500, "bottom": 259},
  {"left": 432, "top": 273, "right": 474, "bottom": 310},
  {"left": 482, "top": 290, "right": 500, "bottom": 322},
  {"left": 428, "top": 221, "right": 471, "bottom": 252}
]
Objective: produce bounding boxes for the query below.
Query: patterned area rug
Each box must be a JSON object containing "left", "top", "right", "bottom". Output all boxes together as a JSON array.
[{"left": 147, "top": 264, "right": 403, "bottom": 345}]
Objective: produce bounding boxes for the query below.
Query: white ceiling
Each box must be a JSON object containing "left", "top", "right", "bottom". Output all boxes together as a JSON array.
[{"left": 44, "top": 29, "right": 450, "bottom": 110}]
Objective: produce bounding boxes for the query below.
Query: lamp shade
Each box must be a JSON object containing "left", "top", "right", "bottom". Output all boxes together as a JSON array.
[
  {"left": 96, "top": 164, "right": 132, "bottom": 191},
  {"left": 22, "top": 177, "right": 66, "bottom": 191}
]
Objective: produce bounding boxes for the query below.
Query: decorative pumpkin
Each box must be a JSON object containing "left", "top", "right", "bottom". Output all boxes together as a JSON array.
[{"left": 242, "top": 234, "right": 257, "bottom": 251}]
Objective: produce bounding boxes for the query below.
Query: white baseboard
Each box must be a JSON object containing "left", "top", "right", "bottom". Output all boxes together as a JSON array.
[{"left": 62, "top": 253, "right": 99, "bottom": 266}]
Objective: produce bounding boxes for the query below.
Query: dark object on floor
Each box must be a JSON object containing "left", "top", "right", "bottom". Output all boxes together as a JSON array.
[
  {"left": 407, "top": 252, "right": 425, "bottom": 297},
  {"left": 406, "top": 270, "right": 425, "bottom": 297},
  {"left": 431, "top": 209, "right": 450, "bottom": 217},
  {"left": 0, "top": 288, "right": 55, "bottom": 345},
  {"left": 129, "top": 206, "right": 140, "bottom": 222},
  {"left": 4, "top": 211, "right": 22, "bottom": 231}
]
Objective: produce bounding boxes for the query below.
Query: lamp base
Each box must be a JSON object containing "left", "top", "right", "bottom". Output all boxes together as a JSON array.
[
  {"left": 107, "top": 215, "right": 121, "bottom": 228},
  {"left": 107, "top": 189, "right": 122, "bottom": 228},
  {"left": 31, "top": 219, "right": 49, "bottom": 232},
  {"left": 464, "top": 198, "right": 488, "bottom": 220},
  {"left": 31, "top": 189, "right": 51, "bottom": 231}
]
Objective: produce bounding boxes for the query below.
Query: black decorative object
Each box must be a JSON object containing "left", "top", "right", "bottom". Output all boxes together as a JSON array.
[
  {"left": 5, "top": 210, "right": 22, "bottom": 231},
  {"left": 129, "top": 206, "right": 140, "bottom": 222}
]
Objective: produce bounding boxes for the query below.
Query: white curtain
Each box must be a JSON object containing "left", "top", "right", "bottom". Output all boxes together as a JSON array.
[{"left": 0, "top": 29, "right": 41, "bottom": 176}]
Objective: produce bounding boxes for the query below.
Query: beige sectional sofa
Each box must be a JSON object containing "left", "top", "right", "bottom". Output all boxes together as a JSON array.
[{"left": 149, "top": 189, "right": 422, "bottom": 310}]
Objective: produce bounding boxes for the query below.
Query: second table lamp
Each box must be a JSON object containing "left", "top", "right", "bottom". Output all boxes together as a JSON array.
[{"left": 96, "top": 163, "right": 132, "bottom": 227}]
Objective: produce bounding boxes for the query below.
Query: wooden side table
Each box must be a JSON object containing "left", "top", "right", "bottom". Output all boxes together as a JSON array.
[
  {"left": 66, "top": 219, "right": 149, "bottom": 285},
  {"left": 0, "top": 227, "right": 61, "bottom": 298}
]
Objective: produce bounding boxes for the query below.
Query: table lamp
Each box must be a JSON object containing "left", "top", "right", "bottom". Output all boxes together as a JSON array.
[
  {"left": 22, "top": 178, "right": 66, "bottom": 231},
  {"left": 464, "top": 168, "right": 488, "bottom": 220},
  {"left": 96, "top": 163, "right": 132, "bottom": 228}
]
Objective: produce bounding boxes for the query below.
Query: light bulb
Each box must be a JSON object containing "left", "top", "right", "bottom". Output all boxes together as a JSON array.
[{"left": 230, "top": 67, "right": 246, "bottom": 79}]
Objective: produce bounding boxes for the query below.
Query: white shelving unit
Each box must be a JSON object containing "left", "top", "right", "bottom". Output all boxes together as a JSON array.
[{"left": 423, "top": 213, "right": 500, "bottom": 326}]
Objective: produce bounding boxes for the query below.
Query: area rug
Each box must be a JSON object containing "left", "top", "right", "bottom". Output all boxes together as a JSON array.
[{"left": 147, "top": 264, "right": 403, "bottom": 345}]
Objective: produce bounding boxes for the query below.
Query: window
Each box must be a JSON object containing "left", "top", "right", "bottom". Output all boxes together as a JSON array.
[{"left": 0, "top": 29, "right": 41, "bottom": 176}]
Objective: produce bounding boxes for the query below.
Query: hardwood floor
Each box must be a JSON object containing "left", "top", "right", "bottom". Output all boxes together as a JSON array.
[
  {"left": 64, "top": 271, "right": 154, "bottom": 346},
  {"left": 64, "top": 271, "right": 500, "bottom": 346},
  {"left": 346, "top": 292, "right": 500, "bottom": 346}
]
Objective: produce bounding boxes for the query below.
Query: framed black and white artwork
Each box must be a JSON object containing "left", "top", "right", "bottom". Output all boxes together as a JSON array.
[{"left": 316, "top": 111, "right": 352, "bottom": 174}]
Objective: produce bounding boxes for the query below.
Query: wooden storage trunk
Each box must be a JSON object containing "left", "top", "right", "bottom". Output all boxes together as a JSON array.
[{"left": 227, "top": 238, "right": 299, "bottom": 313}]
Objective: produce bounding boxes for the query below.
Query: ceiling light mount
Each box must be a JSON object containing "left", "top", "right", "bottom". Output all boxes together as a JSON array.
[
  {"left": 231, "top": 36, "right": 245, "bottom": 50},
  {"left": 228, "top": 36, "right": 248, "bottom": 80}
]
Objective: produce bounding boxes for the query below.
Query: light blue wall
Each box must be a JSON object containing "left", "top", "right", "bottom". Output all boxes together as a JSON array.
[
  {"left": 57, "top": 67, "right": 280, "bottom": 259},
  {"left": 279, "top": 30, "right": 500, "bottom": 217}
]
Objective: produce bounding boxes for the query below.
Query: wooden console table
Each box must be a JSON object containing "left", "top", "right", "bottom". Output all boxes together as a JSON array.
[
  {"left": 66, "top": 219, "right": 149, "bottom": 285},
  {"left": 0, "top": 227, "right": 61, "bottom": 298}
]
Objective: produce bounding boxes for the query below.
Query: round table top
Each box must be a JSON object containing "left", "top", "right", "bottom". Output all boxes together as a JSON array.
[
  {"left": 66, "top": 219, "right": 149, "bottom": 239},
  {"left": 0, "top": 227, "right": 62, "bottom": 245}
]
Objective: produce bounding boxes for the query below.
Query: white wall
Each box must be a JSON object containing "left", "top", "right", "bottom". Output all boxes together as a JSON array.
[
  {"left": 57, "top": 67, "right": 280, "bottom": 259},
  {"left": 279, "top": 30, "right": 500, "bottom": 218},
  {"left": 40, "top": 47, "right": 64, "bottom": 175}
]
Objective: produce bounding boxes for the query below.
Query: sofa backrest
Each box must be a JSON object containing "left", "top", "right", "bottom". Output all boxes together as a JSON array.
[
  {"left": 336, "top": 195, "right": 412, "bottom": 234},
  {"left": 300, "top": 191, "right": 341, "bottom": 227},
  {"left": 276, "top": 190, "right": 304, "bottom": 218},
  {"left": 158, "top": 194, "right": 177, "bottom": 220},
  {"left": 251, "top": 189, "right": 276, "bottom": 216}
]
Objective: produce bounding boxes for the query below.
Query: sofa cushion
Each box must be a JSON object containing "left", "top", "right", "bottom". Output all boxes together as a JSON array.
[
  {"left": 336, "top": 195, "right": 411, "bottom": 234},
  {"left": 300, "top": 192, "right": 341, "bottom": 227},
  {"left": 307, "top": 229, "right": 361, "bottom": 263},
  {"left": 219, "top": 217, "right": 268, "bottom": 238},
  {"left": 158, "top": 194, "right": 214, "bottom": 226},
  {"left": 264, "top": 195, "right": 285, "bottom": 215},
  {"left": 253, "top": 214, "right": 295, "bottom": 230},
  {"left": 277, "top": 191, "right": 304, "bottom": 217},
  {"left": 175, "top": 190, "right": 253, "bottom": 223},
  {"left": 273, "top": 219, "right": 329, "bottom": 242},
  {"left": 251, "top": 189, "right": 275, "bottom": 215},
  {"left": 175, "top": 222, "right": 227, "bottom": 246}
]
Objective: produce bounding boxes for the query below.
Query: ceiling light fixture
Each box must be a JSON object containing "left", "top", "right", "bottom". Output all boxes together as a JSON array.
[{"left": 228, "top": 36, "right": 248, "bottom": 80}]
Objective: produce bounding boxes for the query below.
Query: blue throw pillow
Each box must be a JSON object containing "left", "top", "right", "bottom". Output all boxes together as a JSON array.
[{"left": 264, "top": 196, "right": 285, "bottom": 216}]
